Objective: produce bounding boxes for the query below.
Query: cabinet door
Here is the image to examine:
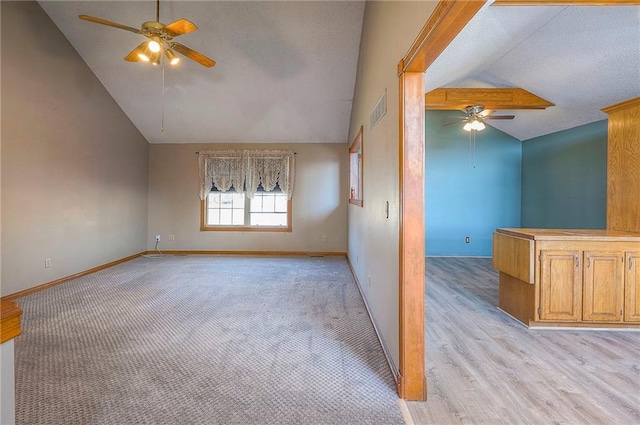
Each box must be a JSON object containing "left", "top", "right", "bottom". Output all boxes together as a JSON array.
[
  {"left": 540, "top": 250, "right": 582, "bottom": 321},
  {"left": 583, "top": 251, "right": 624, "bottom": 322},
  {"left": 625, "top": 251, "right": 640, "bottom": 322}
]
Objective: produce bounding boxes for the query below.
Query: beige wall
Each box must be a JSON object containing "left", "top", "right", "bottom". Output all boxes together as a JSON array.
[
  {"left": 347, "top": 2, "right": 434, "bottom": 371},
  {"left": 147, "top": 143, "right": 347, "bottom": 252},
  {"left": 1, "top": 1, "right": 149, "bottom": 296}
]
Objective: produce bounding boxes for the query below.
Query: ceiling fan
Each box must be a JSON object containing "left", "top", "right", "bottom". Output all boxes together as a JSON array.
[
  {"left": 79, "top": 0, "right": 215, "bottom": 68},
  {"left": 445, "top": 105, "right": 514, "bottom": 131}
]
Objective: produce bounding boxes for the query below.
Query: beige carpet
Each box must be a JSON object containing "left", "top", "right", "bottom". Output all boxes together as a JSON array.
[{"left": 14, "top": 255, "right": 403, "bottom": 425}]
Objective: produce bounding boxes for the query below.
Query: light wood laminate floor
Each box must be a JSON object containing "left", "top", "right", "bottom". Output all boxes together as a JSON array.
[{"left": 406, "top": 257, "right": 640, "bottom": 425}]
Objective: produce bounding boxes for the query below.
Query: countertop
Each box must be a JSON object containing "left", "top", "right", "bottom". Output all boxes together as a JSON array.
[{"left": 496, "top": 228, "right": 640, "bottom": 242}]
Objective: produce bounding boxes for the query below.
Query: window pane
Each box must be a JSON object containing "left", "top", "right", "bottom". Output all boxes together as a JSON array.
[
  {"left": 232, "top": 193, "right": 245, "bottom": 207},
  {"left": 209, "top": 193, "right": 221, "bottom": 208},
  {"left": 207, "top": 209, "right": 220, "bottom": 225},
  {"left": 262, "top": 195, "right": 275, "bottom": 212},
  {"left": 251, "top": 213, "right": 287, "bottom": 226},
  {"left": 250, "top": 195, "right": 263, "bottom": 213},
  {"left": 232, "top": 209, "right": 244, "bottom": 225},
  {"left": 220, "top": 209, "right": 233, "bottom": 225},
  {"left": 221, "top": 193, "right": 235, "bottom": 207},
  {"left": 274, "top": 196, "right": 287, "bottom": 212}
]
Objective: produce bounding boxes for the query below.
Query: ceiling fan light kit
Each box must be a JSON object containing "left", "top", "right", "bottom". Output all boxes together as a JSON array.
[
  {"left": 137, "top": 44, "right": 153, "bottom": 62},
  {"left": 165, "top": 49, "right": 180, "bottom": 65},
  {"left": 463, "top": 119, "right": 485, "bottom": 132},
  {"left": 148, "top": 38, "right": 162, "bottom": 53},
  {"left": 443, "top": 105, "right": 514, "bottom": 132}
]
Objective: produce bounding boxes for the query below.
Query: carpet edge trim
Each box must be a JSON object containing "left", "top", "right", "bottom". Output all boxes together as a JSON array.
[{"left": 398, "top": 399, "right": 416, "bottom": 425}]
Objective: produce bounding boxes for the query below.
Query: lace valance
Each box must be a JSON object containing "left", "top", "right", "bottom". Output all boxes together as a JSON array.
[{"left": 198, "top": 150, "right": 295, "bottom": 200}]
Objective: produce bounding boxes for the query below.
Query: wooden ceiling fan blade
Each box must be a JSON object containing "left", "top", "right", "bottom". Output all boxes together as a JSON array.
[
  {"left": 163, "top": 19, "right": 198, "bottom": 37},
  {"left": 124, "top": 42, "right": 148, "bottom": 62},
  {"left": 486, "top": 115, "right": 515, "bottom": 120},
  {"left": 79, "top": 15, "right": 141, "bottom": 34},
  {"left": 171, "top": 42, "right": 216, "bottom": 68}
]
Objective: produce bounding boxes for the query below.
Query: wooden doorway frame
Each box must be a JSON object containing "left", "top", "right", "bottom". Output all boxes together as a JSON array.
[
  {"left": 397, "top": 0, "right": 486, "bottom": 400},
  {"left": 397, "top": 0, "right": 635, "bottom": 401}
]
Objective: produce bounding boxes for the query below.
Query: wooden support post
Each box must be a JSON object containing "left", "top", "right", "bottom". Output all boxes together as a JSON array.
[{"left": 398, "top": 70, "right": 426, "bottom": 401}]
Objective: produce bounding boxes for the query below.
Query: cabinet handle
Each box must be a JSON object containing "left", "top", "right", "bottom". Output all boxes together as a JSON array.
[
  {"left": 631, "top": 256, "right": 634, "bottom": 270},
  {"left": 586, "top": 255, "right": 590, "bottom": 269},
  {"left": 575, "top": 254, "right": 579, "bottom": 268}
]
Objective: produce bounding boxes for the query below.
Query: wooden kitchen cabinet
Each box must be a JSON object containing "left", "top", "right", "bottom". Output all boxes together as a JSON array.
[
  {"left": 539, "top": 250, "right": 582, "bottom": 321},
  {"left": 493, "top": 229, "right": 640, "bottom": 329},
  {"left": 582, "top": 251, "right": 624, "bottom": 322},
  {"left": 625, "top": 251, "right": 640, "bottom": 322}
]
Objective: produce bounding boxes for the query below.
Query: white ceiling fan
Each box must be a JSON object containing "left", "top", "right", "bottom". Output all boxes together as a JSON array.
[{"left": 445, "top": 105, "right": 515, "bottom": 131}]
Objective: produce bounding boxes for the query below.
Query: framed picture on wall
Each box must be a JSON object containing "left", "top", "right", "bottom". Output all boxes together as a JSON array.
[{"left": 349, "top": 125, "right": 363, "bottom": 207}]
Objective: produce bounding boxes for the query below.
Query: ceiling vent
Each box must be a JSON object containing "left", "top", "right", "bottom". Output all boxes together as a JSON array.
[{"left": 370, "top": 89, "right": 387, "bottom": 129}]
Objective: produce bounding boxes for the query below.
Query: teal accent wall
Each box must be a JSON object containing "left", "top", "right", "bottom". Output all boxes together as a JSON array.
[
  {"left": 425, "top": 111, "right": 522, "bottom": 256},
  {"left": 521, "top": 120, "right": 607, "bottom": 229}
]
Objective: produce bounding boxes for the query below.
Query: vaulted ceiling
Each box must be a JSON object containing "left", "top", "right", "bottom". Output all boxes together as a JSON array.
[
  {"left": 39, "top": 1, "right": 639, "bottom": 144},
  {"left": 38, "top": 1, "right": 365, "bottom": 144},
  {"left": 425, "top": 3, "right": 640, "bottom": 141}
]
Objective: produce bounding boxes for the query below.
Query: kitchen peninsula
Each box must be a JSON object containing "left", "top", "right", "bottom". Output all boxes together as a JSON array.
[{"left": 493, "top": 228, "right": 640, "bottom": 328}]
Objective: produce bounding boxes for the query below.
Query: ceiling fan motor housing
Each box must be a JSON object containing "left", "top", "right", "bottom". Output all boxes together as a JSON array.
[{"left": 466, "top": 105, "right": 485, "bottom": 118}]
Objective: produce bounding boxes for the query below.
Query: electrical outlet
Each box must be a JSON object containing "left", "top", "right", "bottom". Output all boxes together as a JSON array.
[
  {"left": 155, "top": 235, "right": 161, "bottom": 242},
  {"left": 322, "top": 235, "right": 328, "bottom": 243},
  {"left": 465, "top": 236, "right": 470, "bottom": 244},
  {"left": 45, "top": 258, "right": 51, "bottom": 268},
  {"left": 168, "top": 234, "right": 175, "bottom": 241}
]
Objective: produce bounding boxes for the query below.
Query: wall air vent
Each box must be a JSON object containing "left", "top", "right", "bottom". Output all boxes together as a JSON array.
[{"left": 370, "top": 89, "right": 387, "bottom": 129}]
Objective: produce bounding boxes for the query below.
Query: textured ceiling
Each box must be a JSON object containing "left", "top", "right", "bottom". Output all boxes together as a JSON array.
[
  {"left": 425, "top": 3, "right": 640, "bottom": 141},
  {"left": 38, "top": 1, "right": 640, "bottom": 144},
  {"left": 38, "top": 1, "right": 365, "bottom": 144}
]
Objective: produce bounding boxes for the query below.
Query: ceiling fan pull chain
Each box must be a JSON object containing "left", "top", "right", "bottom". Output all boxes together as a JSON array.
[
  {"left": 161, "top": 54, "right": 165, "bottom": 132},
  {"left": 469, "top": 130, "right": 476, "bottom": 169},
  {"left": 473, "top": 131, "right": 476, "bottom": 168}
]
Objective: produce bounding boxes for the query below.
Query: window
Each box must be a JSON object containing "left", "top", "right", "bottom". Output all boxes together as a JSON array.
[
  {"left": 205, "top": 191, "right": 245, "bottom": 226},
  {"left": 349, "top": 125, "right": 363, "bottom": 207},
  {"left": 201, "top": 187, "right": 292, "bottom": 232},
  {"left": 198, "top": 149, "right": 295, "bottom": 232},
  {"left": 250, "top": 192, "right": 289, "bottom": 226}
]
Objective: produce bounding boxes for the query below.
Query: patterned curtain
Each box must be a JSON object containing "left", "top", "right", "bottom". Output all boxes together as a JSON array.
[
  {"left": 198, "top": 150, "right": 295, "bottom": 200},
  {"left": 198, "top": 150, "right": 244, "bottom": 200}
]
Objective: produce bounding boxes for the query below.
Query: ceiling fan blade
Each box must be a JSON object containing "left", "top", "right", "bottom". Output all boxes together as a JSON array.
[
  {"left": 443, "top": 119, "right": 465, "bottom": 127},
  {"left": 79, "top": 15, "right": 141, "bottom": 34},
  {"left": 171, "top": 42, "right": 216, "bottom": 68},
  {"left": 124, "top": 42, "right": 148, "bottom": 62},
  {"left": 486, "top": 115, "right": 515, "bottom": 120},
  {"left": 163, "top": 19, "right": 198, "bottom": 37}
]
